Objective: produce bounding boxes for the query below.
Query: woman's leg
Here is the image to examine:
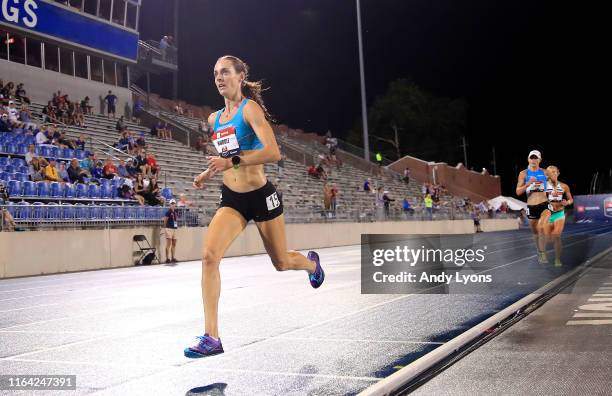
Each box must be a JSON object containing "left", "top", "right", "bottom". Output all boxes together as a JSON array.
[
  {"left": 552, "top": 219, "right": 565, "bottom": 262},
  {"left": 255, "top": 214, "right": 316, "bottom": 273},
  {"left": 202, "top": 207, "right": 247, "bottom": 337}
]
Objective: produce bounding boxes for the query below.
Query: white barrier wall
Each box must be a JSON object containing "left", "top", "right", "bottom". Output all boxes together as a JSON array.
[
  {"left": 0, "top": 219, "right": 518, "bottom": 279},
  {"left": 1, "top": 59, "right": 132, "bottom": 116}
]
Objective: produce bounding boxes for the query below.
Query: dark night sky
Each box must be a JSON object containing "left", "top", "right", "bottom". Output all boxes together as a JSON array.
[{"left": 139, "top": 0, "right": 609, "bottom": 196}]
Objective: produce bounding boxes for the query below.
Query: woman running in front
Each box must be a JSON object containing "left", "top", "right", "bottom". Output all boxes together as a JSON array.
[
  {"left": 184, "top": 55, "right": 325, "bottom": 358},
  {"left": 516, "top": 150, "right": 549, "bottom": 263},
  {"left": 540, "top": 166, "right": 573, "bottom": 266}
]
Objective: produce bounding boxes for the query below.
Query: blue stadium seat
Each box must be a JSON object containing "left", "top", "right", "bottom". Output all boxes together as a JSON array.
[
  {"left": 31, "top": 202, "right": 46, "bottom": 220},
  {"left": 88, "top": 184, "right": 100, "bottom": 199},
  {"left": 88, "top": 205, "right": 102, "bottom": 220},
  {"left": 64, "top": 184, "right": 76, "bottom": 198},
  {"left": 100, "top": 205, "right": 114, "bottom": 219},
  {"left": 25, "top": 136, "right": 36, "bottom": 145},
  {"left": 111, "top": 178, "right": 123, "bottom": 188},
  {"left": 0, "top": 157, "right": 8, "bottom": 166},
  {"left": 112, "top": 205, "right": 125, "bottom": 219},
  {"left": 0, "top": 172, "right": 8, "bottom": 182},
  {"left": 61, "top": 203, "right": 75, "bottom": 219},
  {"left": 111, "top": 185, "right": 119, "bottom": 199},
  {"left": 15, "top": 202, "right": 31, "bottom": 219},
  {"left": 18, "top": 166, "right": 28, "bottom": 174},
  {"left": 11, "top": 158, "right": 25, "bottom": 167},
  {"left": 22, "top": 181, "right": 35, "bottom": 196},
  {"left": 35, "top": 146, "right": 44, "bottom": 156},
  {"left": 47, "top": 204, "right": 61, "bottom": 220},
  {"left": 136, "top": 206, "right": 146, "bottom": 220},
  {"left": 3, "top": 165, "right": 14, "bottom": 173},
  {"left": 62, "top": 148, "right": 74, "bottom": 159},
  {"left": 73, "top": 203, "right": 88, "bottom": 219},
  {"left": 76, "top": 183, "right": 88, "bottom": 198},
  {"left": 50, "top": 182, "right": 63, "bottom": 198},
  {"left": 161, "top": 188, "right": 173, "bottom": 201},
  {"left": 7, "top": 180, "right": 22, "bottom": 196},
  {"left": 74, "top": 149, "right": 86, "bottom": 160},
  {"left": 100, "top": 184, "right": 112, "bottom": 199},
  {"left": 49, "top": 147, "right": 59, "bottom": 158},
  {"left": 17, "top": 144, "right": 28, "bottom": 155},
  {"left": 99, "top": 178, "right": 111, "bottom": 188},
  {"left": 3, "top": 143, "right": 17, "bottom": 154},
  {"left": 125, "top": 206, "right": 138, "bottom": 219},
  {"left": 37, "top": 181, "right": 50, "bottom": 197}
]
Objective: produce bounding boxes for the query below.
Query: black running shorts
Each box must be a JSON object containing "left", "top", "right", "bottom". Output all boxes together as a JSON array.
[
  {"left": 526, "top": 201, "right": 548, "bottom": 220},
  {"left": 219, "top": 181, "right": 283, "bottom": 222}
]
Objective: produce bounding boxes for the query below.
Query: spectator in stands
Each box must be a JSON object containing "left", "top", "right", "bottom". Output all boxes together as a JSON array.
[
  {"left": 80, "top": 152, "right": 95, "bottom": 172},
  {"left": 42, "top": 101, "right": 58, "bottom": 124},
  {"left": 1, "top": 207, "right": 16, "bottom": 232},
  {"left": 163, "top": 199, "right": 179, "bottom": 263},
  {"left": 0, "top": 181, "right": 8, "bottom": 203},
  {"left": 150, "top": 121, "right": 161, "bottom": 138},
  {"left": 136, "top": 132, "right": 147, "bottom": 149},
  {"left": 194, "top": 136, "right": 207, "bottom": 155},
  {"left": 323, "top": 183, "right": 332, "bottom": 213},
  {"left": 56, "top": 130, "right": 76, "bottom": 149},
  {"left": 25, "top": 144, "right": 36, "bottom": 165},
  {"left": 6, "top": 101, "right": 22, "bottom": 128},
  {"left": 174, "top": 102, "right": 184, "bottom": 115},
  {"left": 103, "top": 158, "right": 118, "bottom": 179},
  {"left": 45, "top": 159, "right": 62, "bottom": 182},
  {"left": 14, "top": 83, "right": 30, "bottom": 104},
  {"left": 198, "top": 119, "right": 210, "bottom": 135},
  {"left": 472, "top": 209, "right": 483, "bottom": 233},
  {"left": 91, "top": 160, "right": 104, "bottom": 180},
  {"left": 104, "top": 90, "right": 118, "bottom": 118},
  {"left": 73, "top": 102, "right": 85, "bottom": 128},
  {"left": 58, "top": 161, "right": 70, "bottom": 183},
  {"left": 363, "top": 178, "right": 371, "bottom": 192},
  {"left": 307, "top": 164, "right": 318, "bottom": 179},
  {"left": 424, "top": 193, "right": 434, "bottom": 220},
  {"left": 149, "top": 176, "right": 165, "bottom": 205},
  {"left": 58, "top": 102, "right": 70, "bottom": 124},
  {"left": 177, "top": 193, "right": 192, "bottom": 207},
  {"left": 0, "top": 114, "right": 11, "bottom": 132},
  {"left": 402, "top": 197, "right": 415, "bottom": 217},
  {"left": 163, "top": 122, "right": 173, "bottom": 140},
  {"left": 120, "top": 183, "right": 145, "bottom": 205},
  {"left": 29, "top": 157, "right": 45, "bottom": 182},
  {"left": 383, "top": 191, "right": 395, "bottom": 218},
  {"left": 117, "top": 159, "right": 130, "bottom": 179},
  {"left": 160, "top": 35, "right": 170, "bottom": 59},
  {"left": 145, "top": 152, "right": 160, "bottom": 176},
  {"left": 116, "top": 116, "right": 126, "bottom": 132},
  {"left": 75, "top": 134, "right": 86, "bottom": 151},
  {"left": 35, "top": 128, "right": 51, "bottom": 145},
  {"left": 403, "top": 168, "right": 411, "bottom": 184},
  {"left": 1, "top": 82, "right": 15, "bottom": 98},
  {"left": 316, "top": 163, "right": 328, "bottom": 180},
  {"left": 133, "top": 97, "right": 144, "bottom": 121},
  {"left": 81, "top": 96, "right": 93, "bottom": 115},
  {"left": 134, "top": 173, "right": 147, "bottom": 201},
  {"left": 330, "top": 183, "right": 339, "bottom": 215},
  {"left": 134, "top": 148, "right": 147, "bottom": 174},
  {"left": 18, "top": 104, "right": 37, "bottom": 130},
  {"left": 125, "top": 158, "right": 139, "bottom": 178},
  {"left": 68, "top": 159, "right": 88, "bottom": 184},
  {"left": 116, "top": 130, "right": 130, "bottom": 152}
]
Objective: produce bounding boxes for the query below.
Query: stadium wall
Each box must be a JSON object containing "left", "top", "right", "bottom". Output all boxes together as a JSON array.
[
  {"left": 0, "top": 219, "right": 517, "bottom": 279},
  {"left": 1, "top": 59, "right": 132, "bottom": 116}
]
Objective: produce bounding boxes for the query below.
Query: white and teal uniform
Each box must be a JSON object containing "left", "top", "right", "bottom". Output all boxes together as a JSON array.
[{"left": 546, "top": 181, "right": 566, "bottom": 223}]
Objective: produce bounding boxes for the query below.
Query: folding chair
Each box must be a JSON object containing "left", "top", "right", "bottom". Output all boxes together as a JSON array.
[{"left": 133, "top": 234, "right": 160, "bottom": 266}]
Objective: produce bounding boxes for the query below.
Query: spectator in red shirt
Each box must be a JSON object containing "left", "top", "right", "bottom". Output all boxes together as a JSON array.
[
  {"left": 103, "top": 158, "right": 118, "bottom": 179},
  {"left": 145, "top": 152, "right": 160, "bottom": 176}
]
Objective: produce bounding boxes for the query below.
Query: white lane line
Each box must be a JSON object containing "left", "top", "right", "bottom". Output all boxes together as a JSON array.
[
  {"left": 567, "top": 320, "right": 612, "bottom": 325},
  {"left": 572, "top": 313, "right": 612, "bottom": 318}
]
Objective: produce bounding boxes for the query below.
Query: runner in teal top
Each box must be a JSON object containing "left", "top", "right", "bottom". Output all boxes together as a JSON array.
[{"left": 541, "top": 165, "right": 573, "bottom": 266}]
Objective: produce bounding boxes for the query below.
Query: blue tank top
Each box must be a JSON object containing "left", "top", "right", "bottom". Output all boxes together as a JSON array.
[
  {"left": 213, "top": 98, "right": 263, "bottom": 154},
  {"left": 524, "top": 168, "right": 547, "bottom": 195}
]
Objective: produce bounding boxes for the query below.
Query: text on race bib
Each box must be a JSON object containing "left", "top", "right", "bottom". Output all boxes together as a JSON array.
[{"left": 212, "top": 126, "right": 241, "bottom": 158}]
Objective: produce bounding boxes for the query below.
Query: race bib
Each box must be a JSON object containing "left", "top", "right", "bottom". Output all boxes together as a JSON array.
[
  {"left": 266, "top": 192, "right": 281, "bottom": 211},
  {"left": 212, "top": 126, "right": 241, "bottom": 158}
]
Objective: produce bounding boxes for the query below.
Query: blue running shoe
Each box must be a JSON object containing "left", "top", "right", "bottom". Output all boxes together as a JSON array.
[
  {"left": 184, "top": 334, "right": 224, "bottom": 358},
  {"left": 307, "top": 251, "right": 325, "bottom": 288}
]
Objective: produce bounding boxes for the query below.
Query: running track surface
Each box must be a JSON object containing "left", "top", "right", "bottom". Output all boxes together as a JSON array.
[{"left": 0, "top": 223, "right": 610, "bottom": 395}]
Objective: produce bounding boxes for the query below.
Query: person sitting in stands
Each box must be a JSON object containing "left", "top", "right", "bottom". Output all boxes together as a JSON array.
[
  {"left": 67, "top": 158, "right": 88, "bottom": 184},
  {"left": 102, "top": 158, "right": 118, "bottom": 179},
  {"left": 42, "top": 101, "right": 58, "bottom": 124},
  {"left": 75, "top": 134, "right": 86, "bottom": 151},
  {"left": 25, "top": 144, "right": 36, "bottom": 165},
  {"left": 308, "top": 165, "right": 318, "bottom": 178},
  {"left": 58, "top": 161, "right": 70, "bottom": 183},
  {"left": 145, "top": 152, "right": 160, "bottom": 176},
  {"left": 125, "top": 158, "right": 139, "bottom": 178},
  {"left": 90, "top": 160, "right": 104, "bottom": 180},
  {"left": 45, "top": 159, "right": 62, "bottom": 182},
  {"left": 117, "top": 159, "right": 130, "bottom": 179},
  {"left": 29, "top": 157, "right": 45, "bottom": 182},
  {"left": 80, "top": 152, "right": 95, "bottom": 172}
]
